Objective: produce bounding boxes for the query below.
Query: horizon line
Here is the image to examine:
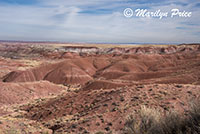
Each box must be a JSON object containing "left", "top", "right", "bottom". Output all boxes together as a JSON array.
[{"left": 1, "top": 39, "right": 199, "bottom": 45}]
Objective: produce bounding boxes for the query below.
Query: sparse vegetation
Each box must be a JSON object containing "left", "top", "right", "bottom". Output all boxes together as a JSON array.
[
  {"left": 1, "top": 42, "right": 200, "bottom": 133},
  {"left": 95, "top": 131, "right": 104, "bottom": 134},
  {"left": 124, "top": 99, "right": 200, "bottom": 134},
  {"left": 41, "top": 132, "right": 49, "bottom": 134},
  {"left": 5, "top": 129, "right": 18, "bottom": 134}
]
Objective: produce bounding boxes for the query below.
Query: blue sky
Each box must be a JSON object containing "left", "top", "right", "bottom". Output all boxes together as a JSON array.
[{"left": 0, "top": 0, "right": 199, "bottom": 43}]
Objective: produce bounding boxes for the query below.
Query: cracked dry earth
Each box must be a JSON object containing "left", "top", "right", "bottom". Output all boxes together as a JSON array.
[{"left": 0, "top": 42, "right": 200, "bottom": 134}]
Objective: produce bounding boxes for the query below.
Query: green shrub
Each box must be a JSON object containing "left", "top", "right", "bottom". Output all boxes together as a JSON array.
[{"left": 95, "top": 131, "right": 104, "bottom": 134}]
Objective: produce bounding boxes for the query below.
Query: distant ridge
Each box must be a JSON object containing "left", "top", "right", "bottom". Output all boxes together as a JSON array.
[{"left": 1, "top": 40, "right": 199, "bottom": 45}]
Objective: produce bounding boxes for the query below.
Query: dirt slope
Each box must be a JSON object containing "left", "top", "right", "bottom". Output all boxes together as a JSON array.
[
  {"left": 20, "top": 84, "right": 200, "bottom": 134},
  {"left": 1, "top": 43, "right": 200, "bottom": 134},
  {"left": 4, "top": 51, "right": 200, "bottom": 86},
  {"left": 3, "top": 58, "right": 98, "bottom": 85},
  {"left": 0, "top": 81, "right": 66, "bottom": 107}
]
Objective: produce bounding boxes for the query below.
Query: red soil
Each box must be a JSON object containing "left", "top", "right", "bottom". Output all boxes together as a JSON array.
[
  {"left": 83, "top": 80, "right": 129, "bottom": 90},
  {"left": 0, "top": 58, "right": 28, "bottom": 80},
  {"left": 3, "top": 58, "right": 97, "bottom": 85},
  {"left": 0, "top": 81, "right": 65, "bottom": 107},
  {"left": 3, "top": 51, "right": 200, "bottom": 87},
  {"left": 20, "top": 84, "right": 200, "bottom": 133},
  {"left": 1, "top": 43, "right": 200, "bottom": 133}
]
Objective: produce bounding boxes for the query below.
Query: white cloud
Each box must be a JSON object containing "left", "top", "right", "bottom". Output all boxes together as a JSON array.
[{"left": 0, "top": 0, "right": 199, "bottom": 43}]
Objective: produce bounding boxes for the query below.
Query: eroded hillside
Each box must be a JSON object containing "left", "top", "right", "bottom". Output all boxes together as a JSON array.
[{"left": 0, "top": 42, "right": 200, "bottom": 134}]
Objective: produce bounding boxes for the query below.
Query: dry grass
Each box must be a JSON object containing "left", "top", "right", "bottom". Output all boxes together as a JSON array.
[
  {"left": 0, "top": 116, "right": 52, "bottom": 134},
  {"left": 124, "top": 99, "right": 200, "bottom": 134}
]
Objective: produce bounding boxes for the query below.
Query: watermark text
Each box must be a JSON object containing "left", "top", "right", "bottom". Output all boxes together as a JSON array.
[{"left": 124, "top": 8, "right": 192, "bottom": 19}]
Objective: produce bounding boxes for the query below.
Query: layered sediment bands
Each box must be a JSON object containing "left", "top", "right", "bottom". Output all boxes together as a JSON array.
[
  {"left": 3, "top": 58, "right": 97, "bottom": 85},
  {"left": 61, "top": 45, "right": 200, "bottom": 54},
  {"left": 0, "top": 42, "right": 200, "bottom": 59},
  {"left": 1, "top": 43, "right": 200, "bottom": 133},
  {"left": 3, "top": 49, "right": 200, "bottom": 85},
  {"left": 3, "top": 45, "right": 200, "bottom": 85}
]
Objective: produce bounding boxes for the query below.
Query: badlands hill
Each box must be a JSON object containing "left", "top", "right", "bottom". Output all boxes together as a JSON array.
[
  {"left": 0, "top": 42, "right": 200, "bottom": 134},
  {"left": 3, "top": 46, "right": 200, "bottom": 86}
]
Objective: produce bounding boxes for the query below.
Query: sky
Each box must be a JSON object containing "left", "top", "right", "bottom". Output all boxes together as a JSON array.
[{"left": 0, "top": 0, "right": 199, "bottom": 44}]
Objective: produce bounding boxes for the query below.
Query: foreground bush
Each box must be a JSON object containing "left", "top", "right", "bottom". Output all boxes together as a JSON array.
[{"left": 124, "top": 100, "right": 200, "bottom": 134}]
